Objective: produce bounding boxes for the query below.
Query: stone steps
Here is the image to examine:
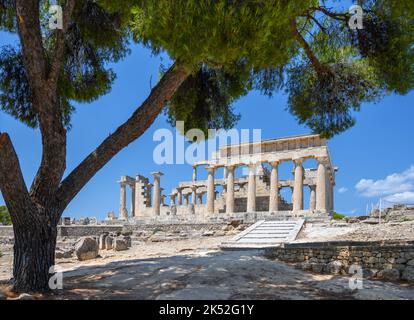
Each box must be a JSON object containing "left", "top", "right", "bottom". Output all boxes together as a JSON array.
[{"left": 221, "top": 219, "right": 305, "bottom": 249}]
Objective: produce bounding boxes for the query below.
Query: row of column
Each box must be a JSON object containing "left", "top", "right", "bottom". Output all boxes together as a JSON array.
[
  {"left": 120, "top": 157, "right": 334, "bottom": 218},
  {"left": 205, "top": 157, "right": 333, "bottom": 215},
  {"left": 170, "top": 188, "right": 206, "bottom": 206}
]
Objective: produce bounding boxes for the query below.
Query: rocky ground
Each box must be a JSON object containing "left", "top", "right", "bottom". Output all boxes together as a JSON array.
[
  {"left": 295, "top": 220, "right": 414, "bottom": 243},
  {"left": 1, "top": 220, "right": 414, "bottom": 300}
]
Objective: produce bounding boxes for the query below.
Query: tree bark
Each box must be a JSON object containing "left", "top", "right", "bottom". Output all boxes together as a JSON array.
[{"left": 12, "top": 215, "right": 58, "bottom": 293}]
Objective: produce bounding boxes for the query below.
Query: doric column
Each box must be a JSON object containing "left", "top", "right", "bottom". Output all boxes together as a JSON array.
[
  {"left": 176, "top": 187, "right": 183, "bottom": 205},
  {"left": 197, "top": 193, "right": 203, "bottom": 204},
  {"left": 223, "top": 167, "right": 228, "bottom": 180},
  {"left": 183, "top": 193, "right": 189, "bottom": 205},
  {"left": 247, "top": 164, "right": 257, "bottom": 212},
  {"left": 269, "top": 161, "right": 279, "bottom": 212},
  {"left": 147, "top": 183, "right": 153, "bottom": 207},
  {"left": 206, "top": 166, "right": 215, "bottom": 214},
  {"left": 192, "top": 165, "right": 197, "bottom": 182},
  {"left": 131, "top": 185, "right": 136, "bottom": 217},
  {"left": 191, "top": 186, "right": 197, "bottom": 205},
  {"left": 309, "top": 185, "right": 316, "bottom": 211},
  {"left": 119, "top": 179, "right": 128, "bottom": 219},
  {"left": 293, "top": 158, "right": 304, "bottom": 212},
  {"left": 134, "top": 177, "right": 141, "bottom": 217},
  {"left": 151, "top": 172, "right": 163, "bottom": 215},
  {"left": 226, "top": 165, "right": 235, "bottom": 214},
  {"left": 316, "top": 157, "right": 328, "bottom": 212},
  {"left": 330, "top": 181, "right": 334, "bottom": 211},
  {"left": 169, "top": 193, "right": 176, "bottom": 205}
]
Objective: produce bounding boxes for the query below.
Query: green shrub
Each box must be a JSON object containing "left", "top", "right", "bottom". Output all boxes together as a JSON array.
[
  {"left": 0, "top": 205, "right": 11, "bottom": 225},
  {"left": 333, "top": 212, "right": 346, "bottom": 220}
]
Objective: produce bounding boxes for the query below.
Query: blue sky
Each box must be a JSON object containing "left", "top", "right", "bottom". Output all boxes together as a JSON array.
[{"left": 1, "top": 32, "right": 414, "bottom": 220}]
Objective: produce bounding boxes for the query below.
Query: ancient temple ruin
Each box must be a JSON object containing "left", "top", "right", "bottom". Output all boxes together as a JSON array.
[{"left": 116, "top": 134, "right": 337, "bottom": 223}]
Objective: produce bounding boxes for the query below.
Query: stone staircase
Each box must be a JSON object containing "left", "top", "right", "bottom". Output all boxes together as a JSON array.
[{"left": 221, "top": 219, "right": 305, "bottom": 249}]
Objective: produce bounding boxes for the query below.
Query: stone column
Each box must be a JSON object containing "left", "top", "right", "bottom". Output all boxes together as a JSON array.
[
  {"left": 183, "top": 193, "right": 190, "bottom": 205},
  {"left": 119, "top": 179, "right": 128, "bottom": 219},
  {"left": 226, "top": 165, "right": 235, "bottom": 214},
  {"left": 269, "top": 161, "right": 279, "bottom": 212},
  {"left": 247, "top": 164, "right": 257, "bottom": 212},
  {"left": 131, "top": 185, "right": 136, "bottom": 217},
  {"left": 176, "top": 187, "right": 183, "bottom": 205},
  {"left": 223, "top": 167, "right": 228, "bottom": 180},
  {"left": 293, "top": 158, "right": 304, "bottom": 212},
  {"left": 192, "top": 165, "right": 197, "bottom": 182},
  {"left": 169, "top": 194, "right": 176, "bottom": 205},
  {"left": 191, "top": 186, "right": 197, "bottom": 205},
  {"left": 151, "top": 172, "right": 163, "bottom": 215},
  {"left": 147, "top": 183, "right": 153, "bottom": 207},
  {"left": 309, "top": 185, "right": 316, "bottom": 211},
  {"left": 134, "top": 177, "right": 141, "bottom": 217},
  {"left": 206, "top": 166, "right": 215, "bottom": 214},
  {"left": 197, "top": 193, "right": 203, "bottom": 204},
  {"left": 316, "top": 157, "right": 328, "bottom": 212}
]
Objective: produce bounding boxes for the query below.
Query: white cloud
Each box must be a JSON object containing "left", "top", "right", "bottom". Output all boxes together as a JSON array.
[
  {"left": 355, "top": 165, "right": 414, "bottom": 198},
  {"left": 338, "top": 187, "right": 348, "bottom": 194},
  {"left": 383, "top": 192, "right": 414, "bottom": 204}
]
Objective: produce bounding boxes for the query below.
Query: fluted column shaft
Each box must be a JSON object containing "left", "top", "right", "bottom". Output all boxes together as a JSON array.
[
  {"left": 293, "top": 158, "right": 304, "bottom": 212},
  {"left": 247, "top": 164, "right": 257, "bottom": 212},
  {"left": 309, "top": 185, "right": 316, "bottom": 211},
  {"left": 183, "top": 194, "right": 189, "bottom": 205},
  {"left": 191, "top": 186, "right": 197, "bottom": 205},
  {"left": 119, "top": 180, "right": 128, "bottom": 219},
  {"left": 151, "top": 172, "right": 163, "bottom": 215},
  {"left": 206, "top": 166, "right": 215, "bottom": 214},
  {"left": 226, "top": 166, "right": 235, "bottom": 214},
  {"left": 316, "top": 158, "right": 328, "bottom": 211},
  {"left": 269, "top": 161, "right": 279, "bottom": 212},
  {"left": 177, "top": 188, "right": 183, "bottom": 205}
]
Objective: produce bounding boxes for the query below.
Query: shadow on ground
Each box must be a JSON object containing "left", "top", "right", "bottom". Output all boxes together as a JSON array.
[{"left": 37, "top": 250, "right": 414, "bottom": 300}]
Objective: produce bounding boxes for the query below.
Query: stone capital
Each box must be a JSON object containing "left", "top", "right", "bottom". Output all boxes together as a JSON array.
[
  {"left": 206, "top": 166, "right": 216, "bottom": 173},
  {"left": 293, "top": 158, "right": 304, "bottom": 166},
  {"left": 269, "top": 161, "right": 279, "bottom": 168},
  {"left": 226, "top": 164, "right": 236, "bottom": 172},
  {"left": 316, "top": 156, "right": 329, "bottom": 165},
  {"left": 151, "top": 171, "right": 164, "bottom": 178}
]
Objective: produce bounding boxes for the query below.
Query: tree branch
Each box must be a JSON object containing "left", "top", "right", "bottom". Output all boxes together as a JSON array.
[
  {"left": 47, "top": 0, "right": 77, "bottom": 86},
  {"left": 0, "top": 133, "right": 36, "bottom": 226},
  {"left": 55, "top": 62, "right": 190, "bottom": 212},
  {"left": 290, "top": 18, "right": 327, "bottom": 76},
  {"left": 15, "top": 0, "right": 48, "bottom": 91}
]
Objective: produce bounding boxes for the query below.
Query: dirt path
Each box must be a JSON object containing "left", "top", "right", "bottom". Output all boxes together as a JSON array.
[{"left": 2, "top": 236, "right": 414, "bottom": 300}]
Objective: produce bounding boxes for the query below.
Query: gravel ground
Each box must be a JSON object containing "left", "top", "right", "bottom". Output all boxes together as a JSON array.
[{"left": 1, "top": 221, "right": 414, "bottom": 300}]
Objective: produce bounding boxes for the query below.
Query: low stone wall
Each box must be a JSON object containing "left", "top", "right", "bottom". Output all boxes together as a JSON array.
[
  {"left": 58, "top": 225, "right": 124, "bottom": 238},
  {"left": 264, "top": 241, "right": 414, "bottom": 282},
  {"left": 0, "top": 223, "right": 230, "bottom": 241}
]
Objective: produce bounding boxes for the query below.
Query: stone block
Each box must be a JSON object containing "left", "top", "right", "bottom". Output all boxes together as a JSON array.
[
  {"left": 377, "top": 269, "right": 400, "bottom": 281},
  {"left": 402, "top": 267, "right": 414, "bottom": 281},
  {"left": 75, "top": 237, "right": 99, "bottom": 261}
]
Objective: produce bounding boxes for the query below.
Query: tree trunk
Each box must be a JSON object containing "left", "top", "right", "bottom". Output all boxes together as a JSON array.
[{"left": 12, "top": 218, "right": 57, "bottom": 293}]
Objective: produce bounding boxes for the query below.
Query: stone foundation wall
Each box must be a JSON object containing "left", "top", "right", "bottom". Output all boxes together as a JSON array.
[
  {"left": 58, "top": 225, "right": 124, "bottom": 238},
  {"left": 264, "top": 241, "right": 414, "bottom": 282},
  {"left": 0, "top": 223, "right": 229, "bottom": 241}
]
